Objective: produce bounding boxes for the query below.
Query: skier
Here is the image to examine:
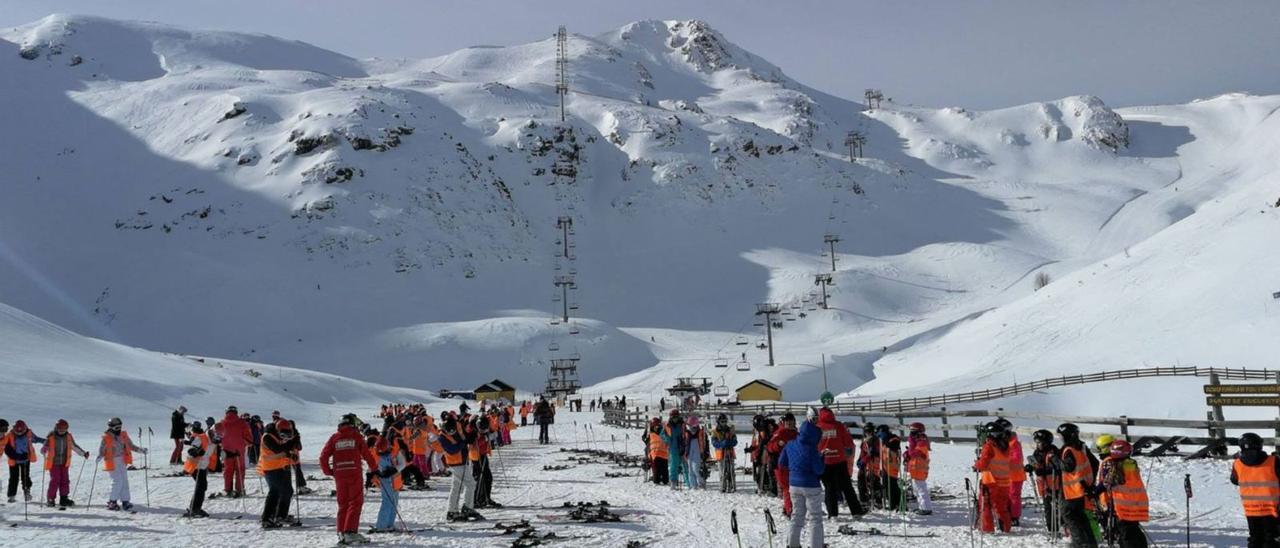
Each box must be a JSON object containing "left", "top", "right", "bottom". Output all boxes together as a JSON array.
[
  {"left": 169, "top": 406, "right": 187, "bottom": 466},
  {"left": 472, "top": 416, "right": 499, "bottom": 508},
  {"left": 1095, "top": 440, "right": 1149, "bottom": 547},
  {"left": 904, "top": 422, "right": 932, "bottom": 515},
  {"left": 43, "top": 419, "right": 89, "bottom": 508},
  {"left": 995, "top": 418, "right": 1026, "bottom": 526},
  {"left": 97, "top": 417, "right": 146, "bottom": 510},
  {"left": 219, "top": 406, "right": 251, "bottom": 498},
  {"left": 975, "top": 422, "right": 1013, "bottom": 533},
  {"left": 1231, "top": 432, "right": 1280, "bottom": 548},
  {"left": 258, "top": 419, "right": 299, "bottom": 528},
  {"left": 534, "top": 398, "right": 553, "bottom": 445},
  {"left": 1026, "top": 429, "right": 1062, "bottom": 533},
  {"left": 767, "top": 413, "right": 798, "bottom": 516},
  {"left": 440, "top": 416, "right": 481, "bottom": 521},
  {"left": 661, "top": 410, "right": 686, "bottom": 489},
  {"left": 183, "top": 421, "right": 212, "bottom": 518},
  {"left": 4, "top": 420, "right": 43, "bottom": 503},
  {"left": 287, "top": 418, "right": 312, "bottom": 495},
  {"left": 711, "top": 414, "right": 737, "bottom": 492},
  {"left": 816, "top": 407, "right": 865, "bottom": 517},
  {"left": 778, "top": 417, "right": 825, "bottom": 548},
  {"left": 877, "top": 424, "right": 903, "bottom": 511},
  {"left": 684, "top": 416, "right": 710, "bottom": 489},
  {"left": 519, "top": 401, "right": 530, "bottom": 427},
  {"left": 405, "top": 417, "right": 430, "bottom": 490},
  {"left": 370, "top": 437, "right": 403, "bottom": 533},
  {"left": 1057, "top": 423, "right": 1100, "bottom": 547},
  {"left": 647, "top": 418, "right": 670, "bottom": 485},
  {"left": 319, "top": 413, "right": 379, "bottom": 545},
  {"left": 857, "top": 422, "right": 881, "bottom": 508},
  {"left": 248, "top": 415, "right": 263, "bottom": 466}
]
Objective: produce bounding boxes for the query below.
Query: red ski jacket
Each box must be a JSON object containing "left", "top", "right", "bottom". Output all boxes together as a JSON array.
[{"left": 319, "top": 424, "right": 377, "bottom": 476}]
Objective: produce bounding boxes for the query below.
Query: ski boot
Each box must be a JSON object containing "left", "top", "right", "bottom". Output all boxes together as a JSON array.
[
  {"left": 59, "top": 497, "right": 75, "bottom": 508},
  {"left": 462, "top": 506, "right": 485, "bottom": 520},
  {"left": 344, "top": 531, "right": 371, "bottom": 544},
  {"left": 46, "top": 499, "right": 56, "bottom": 508},
  {"left": 447, "top": 511, "right": 467, "bottom": 522},
  {"left": 122, "top": 501, "right": 134, "bottom": 511},
  {"left": 261, "top": 518, "right": 282, "bottom": 529},
  {"left": 107, "top": 500, "right": 121, "bottom": 511},
  {"left": 5, "top": 496, "right": 13, "bottom": 503},
  {"left": 296, "top": 486, "right": 315, "bottom": 496},
  {"left": 915, "top": 509, "right": 933, "bottom": 516},
  {"left": 1011, "top": 518, "right": 1020, "bottom": 527},
  {"left": 24, "top": 491, "right": 32, "bottom": 502}
]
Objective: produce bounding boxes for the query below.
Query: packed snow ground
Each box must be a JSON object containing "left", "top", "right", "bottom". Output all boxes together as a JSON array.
[{"left": 0, "top": 409, "right": 1256, "bottom": 547}]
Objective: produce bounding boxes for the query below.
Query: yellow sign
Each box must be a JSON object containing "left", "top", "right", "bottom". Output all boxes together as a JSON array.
[
  {"left": 1203, "top": 384, "right": 1280, "bottom": 395},
  {"left": 1206, "top": 396, "right": 1280, "bottom": 406}
]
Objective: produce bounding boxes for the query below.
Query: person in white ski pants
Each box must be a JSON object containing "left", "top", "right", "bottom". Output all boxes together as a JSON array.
[
  {"left": 913, "top": 478, "right": 933, "bottom": 513},
  {"left": 448, "top": 461, "right": 475, "bottom": 512},
  {"left": 98, "top": 418, "right": 146, "bottom": 509},
  {"left": 779, "top": 420, "right": 826, "bottom": 548},
  {"left": 790, "top": 486, "right": 825, "bottom": 548}
]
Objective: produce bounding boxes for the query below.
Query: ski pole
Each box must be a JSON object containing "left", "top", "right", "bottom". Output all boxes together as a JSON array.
[
  {"left": 144, "top": 429, "right": 152, "bottom": 507},
  {"left": 731, "top": 509, "right": 742, "bottom": 548},
  {"left": 1183, "top": 473, "right": 1192, "bottom": 547},
  {"left": 764, "top": 508, "right": 776, "bottom": 548},
  {"left": 964, "top": 477, "right": 975, "bottom": 548},
  {"left": 85, "top": 459, "right": 99, "bottom": 510},
  {"left": 72, "top": 456, "right": 88, "bottom": 500}
]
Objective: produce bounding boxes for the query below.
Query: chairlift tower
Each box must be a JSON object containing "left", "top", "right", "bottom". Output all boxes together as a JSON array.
[
  {"left": 844, "top": 131, "right": 865, "bottom": 162},
  {"left": 814, "top": 273, "right": 834, "bottom": 309},
  {"left": 864, "top": 88, "right": 883, "bottom": 110},
  {"left": 546, "top": 357, "right": 581, "bottom": 397},
  {"left": 556, "top": 26, "right": 569, "bottom": 122},
  {"left": 755, "top": 303, "right": 782, "bottom": 366},
  {"left": 556, "top": 216, "right": 573, "bottom": 258},
  {"left": 823, "top": 233, "right": 841, "bottom": 272},
  {"left": 553, "top": 275, "right": 576, "bottom": 323}
]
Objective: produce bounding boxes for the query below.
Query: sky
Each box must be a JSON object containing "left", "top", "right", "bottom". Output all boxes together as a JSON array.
[{"left": 3, "top": 0, "right": 1279, "bottom": 109}]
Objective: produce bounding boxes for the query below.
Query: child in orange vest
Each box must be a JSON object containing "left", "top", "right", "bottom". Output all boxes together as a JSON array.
[
  {"left": 44, "top": 419, "right": 89, "bottom": 508},
  {"left": 97, "top": 417, "right": 146, "bottom": 511},
  {"left": 371, "top": 437, "right": 403, "bottom": 532}
]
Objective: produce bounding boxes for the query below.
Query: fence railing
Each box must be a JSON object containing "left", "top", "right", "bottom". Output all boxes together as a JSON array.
[{"left": 697, "top": 366, "right": 1280, "bottom": 415}]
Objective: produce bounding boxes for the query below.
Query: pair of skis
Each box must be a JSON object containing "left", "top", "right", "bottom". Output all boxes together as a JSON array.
[{"left": 730, "top": 509, "right": 778, "bottom": 548}]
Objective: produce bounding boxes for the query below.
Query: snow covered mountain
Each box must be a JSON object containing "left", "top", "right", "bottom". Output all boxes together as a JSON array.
[{"left": 2, "top": 14, "right": 1277, "bottom": 404}]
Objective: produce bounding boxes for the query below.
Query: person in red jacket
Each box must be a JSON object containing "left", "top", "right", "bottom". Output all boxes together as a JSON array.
[
  {"left": 320, "top": 413, "right": 379, "bottom": 545},
  {"left": 219, "top": 406, "right": 252, "bottom": 498},
  {"left": 975, "top": 422, "right": 1014, "bottom": 533},
  {"left": 815, "top": 407, "right": 865, "bottom": 517},
  {"left": 767, "top": 413, "right": 798, "bottom": 517}
]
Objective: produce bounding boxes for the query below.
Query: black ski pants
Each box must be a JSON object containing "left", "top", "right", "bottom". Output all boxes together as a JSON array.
[
  {"left": 7, "top": 463, "right": 32, "bottom": 497},
  {"left": 402, "top": 459, "right": 426, "bottom": 488},
  {"left": 473, "top": 457, "right": 494, "bottom": 505},
  {"left": 1247, "top": 515, "right": 1280, "bottom": 548},
  {"left": 538, "top": 423, "right": 550, "bottom": 444},
  {"left": 292, "top": 462, "right": 307, "bottom": 488},
  {"left": 1062, "top": 498, "right": 1099, "bottom": 547},
  {"left": 882, "top": 473, "right": 902, "bottom": 510},
  {"left": 1113, "top": 520, "right": 1148, "bottom": 548},
  {"left": 652, "top": 457, "right": 669, "bottom": 485},
  {"left": 262, "top": 468, "right": 293, "bottom": 523},
  {"left": 189, "top": 469, "right": 208, "bottom": 513},
  {"left": 820, "top": 464, "right": 864, "bottom": 517}
]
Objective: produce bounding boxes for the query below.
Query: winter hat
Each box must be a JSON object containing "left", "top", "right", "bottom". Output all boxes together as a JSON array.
[
  {"left": 177, "top": 406, "right": 187, "bottom": 413},
  {"left": 13, "top": 420, "right": 26, "bottom": 433},
  {"left": 275, "top": 420, "right": 292, "bottom": 433},
  {"left": 56, "top": 419, "right": 69, "bottom": 430},
  {"left": 687, "top": 416, "right": 700, "bottom": 428}
]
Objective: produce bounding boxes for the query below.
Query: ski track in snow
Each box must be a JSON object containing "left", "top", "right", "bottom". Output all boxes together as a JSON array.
[{"left": 0, "top": 410, "right": 1253, "bottom": 547}]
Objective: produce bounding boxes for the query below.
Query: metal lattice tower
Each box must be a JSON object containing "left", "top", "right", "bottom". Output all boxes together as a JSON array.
[
  {"left": 823, "top": 233, "right": 841, "bottom": 272},
  {"left": 755, "top": 303, "right": 782, "bottom": 366},
  {"left": 814, "top": 273, "right": 834, "bottom": 309},
  {"left": 844, "top": 131, "right": 865, "bottom": 161},
  {"left": 556, "top": 26, "right": 568, "bottom": 122},
  {"left": 553, "top": 275, "right": 575, "bottom": 323},
  {"left": 556, "top": 216, "right": 573, "bottom": 258}
]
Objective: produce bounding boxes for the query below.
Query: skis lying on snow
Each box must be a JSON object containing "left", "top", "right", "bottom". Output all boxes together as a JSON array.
[{"left": 837, "top": 524, "right": 937, "bottom": 538}]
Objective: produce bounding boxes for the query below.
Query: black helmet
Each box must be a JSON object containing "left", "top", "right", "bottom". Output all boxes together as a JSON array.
[
  {"left": 1056, "top": 423, "right": 1080, "bottom": 439},
  {"left": 876, "top": 424, "right": 891, "bottom": 434},
  {"left": 1032, "top": 429, "right": 1054, "bottom": 445},
  {"left": 863, "top": 422, "right": 875, "bottom": 432},
  {"left": 190, "top": 421, "right": 204, "bottom": 433},
  {"left": 340, "top": 413, "right": 362, "bottom": 428},
  {"left": 716, "top": 414, "right": 729, "bottom": 424},
  {"left": 982, "top": 422, "right": 1005, "bottom": 437},
  {"left": 0, "top": 419, "right": 9, "bottom": 430},
  {"left": 995, "top": 418, "right": 1012, "bottom": 431},
  {"left": 1241, "top": 432, "right": 1265, "bottom": 452}
]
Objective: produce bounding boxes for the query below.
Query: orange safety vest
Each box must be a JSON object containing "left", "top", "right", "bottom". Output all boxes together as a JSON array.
[
  {"left": 441, "top": 433, "right": 466, "bottom": 466},
  {"left": 409, "top": 429, "right": 428, "bottom": 455},
  {"left": 101, "top": 432, "right": 134, "bottom": 471},
  {"left": 885, "top": 448, "right": 906, "bottom": 476},
  {"left": 1109, "top": 459, "right": 1149, "bottom": 522},
  {"left": 907, "top": 446, "right": 930, "bottom": 481},
  {"left": 5, "top": 431, "right": 37, "bottom": 466},
  {"left": 373, "top": 453, "right": 403, "bottom": 491},
  {"left": 978, "top": 442, "right": 1012, "bottom": 486},
  {"left": 184, "top": 432, "right": 211, "bottom": 474},
  {"left": 1061, "top": 446, "right": 1093, "bottom": 501},
  {"left": 1235, "top": 455, "right": 1280, "bottom": 517},
  {"left": 1008, "top": 436, "right": 1027, "bottom": 482},
  {"left": 257, "top": 434, "right": 292, "bottom": 474},
  {"left": 648, "top": 431, "right": 669, "bottom": 460},
  {"left": 43, "top": 432, "right": 78, "bottom": 471},
  {"left": 1034, "top": 454, "right": 1061, "bottom": 497}
]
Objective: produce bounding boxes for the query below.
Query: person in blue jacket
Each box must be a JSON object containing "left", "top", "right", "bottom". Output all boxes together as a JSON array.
[
  {"left": 778, "top": 420, "right": 826, "bottom": 548},
  {"left": 661, "top": 410, "right": 686, "bottom": 489}
]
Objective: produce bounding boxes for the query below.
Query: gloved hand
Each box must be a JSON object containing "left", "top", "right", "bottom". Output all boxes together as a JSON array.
[
  {"left": 1023, "top": 464, "right": 1035, "bottom": 474},
  {"left": 379, "top": 467, "right": 396, "bottom": 478}
]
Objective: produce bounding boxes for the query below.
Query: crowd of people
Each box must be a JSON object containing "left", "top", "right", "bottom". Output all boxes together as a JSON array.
[{"left": 635, "top": 406, "right": 1280, "bottom": 548}]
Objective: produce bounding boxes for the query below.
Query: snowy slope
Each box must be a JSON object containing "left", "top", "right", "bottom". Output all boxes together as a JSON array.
[{"left": 1, "top": 14, "right": 1277, "bottom": 407}]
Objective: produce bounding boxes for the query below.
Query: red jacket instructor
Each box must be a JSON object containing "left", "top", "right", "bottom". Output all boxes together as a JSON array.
[{"left": 319, "top": 414, "right": 378, "bottom": 542}]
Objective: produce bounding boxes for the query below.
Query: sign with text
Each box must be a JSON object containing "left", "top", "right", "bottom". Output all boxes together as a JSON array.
[
  {"left": 1203, "top": 384, "right": 1280, "bottom": 395},
  {"left": 1206, "top": 396, "right": 1280, "bottom": 407}
]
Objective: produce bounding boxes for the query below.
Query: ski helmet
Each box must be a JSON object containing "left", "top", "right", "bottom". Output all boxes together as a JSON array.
[
  {"left": 982, "top": 422, "right": 1004, "bottom": 437},
  {"left": 56, "top": 419, "right": 69, "bottom": 431},
  {"left": 226, "top": 405, "right": 238, "bottom": 414},
  {"left": 782, "top": 412, "right": 796, "bottom": 425},
  {"left": 107, "top": 417, "right": 123, "bottom": 431},
  {"left": 190, "top": 421, "right": 204, "bottom": 433},
  {"left": 177, "top": 406, "right": 187, "bottom": 414},
  {"left": 340, "top": 413, "right": 361, "bottom": 428},
  {"left": 909, "top": 422, "right": 926, "bottom": 433},
  {"left": 0, "top": 419, "right": 8, "bottom": 432},
  {"left": 1032, "top": 429, "right": 1054, "bottom": 445},
  {"left": 1056, "top": 423, "right": 1080, "bottom": 439},
  {"left": 1109, "top": 440, "right": 1133, "bottom": 459},
  {"left": 716, "top": 414, "right": 729, "bottom": 424},
  {"left": 1095, "top": 434, "right": 1115, "bottom": 452},
  {"left": 863, "top": 422, "right": 875, "bottom": 433},
  {"left": 876, "top": 424, "right": 891, "bottom": 435},
  {"left": 687, "top": 416, "right": 701, "bottom": 428},
  {"left": 1240, "top": 432, "right": 1265, "bottom": 451},
  {"left": 995, "top": 417, "right": 1013, "bottom": 432}
]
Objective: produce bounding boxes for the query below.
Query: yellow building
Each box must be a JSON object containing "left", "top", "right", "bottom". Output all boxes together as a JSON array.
[
  {"left": 475, "top": 379, "right": 516, "bottom": 403},
  {"left": 736, "top": 379, "right": 782, "bottom": 402}
]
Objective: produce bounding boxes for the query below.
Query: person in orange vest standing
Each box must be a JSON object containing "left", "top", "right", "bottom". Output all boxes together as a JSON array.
[
  {"left": 96, "top": 417, "right": 146, "bottom": 511},
  {"left": 520, "top": 401, "right": 531, "bottom": 427},
  {"left": 4, "top": 420, "right": 43, "bottom": 504},
  {"left": 182, "top": 421, "right": 212, "bottom": 518},
  {"left": 370, "top": 437, "right": 404, "bottom": 533},
  {"left": 974, "top": 422, "right": 1013, "bottom": 533},
  {"left": 259, "top": 419, "right": 300, "bottom": 528},
  {"left": 647, "top": 417, "right": 670, "bottom": 485},
  {"left": 320, "top": 413, "right": 379, "bottom": 544},
  {"left": 904, "top": 422, "right": 932, "bottom": 515},
  {"left": 43, "top": 419, "right": 89, "bottom": 508},
  {"left": 1231, "top": 432, "right": 1280, "bottom": 548},
  {"left": 1057, "top": 423, "right": 1100, "bottom": 547},
  {"left": 1025, "top": 429, "right": 1062, "bottom": 534},
  {"left": 710, "top": 414, "right": 737, "bottom": 493},
  {"left": 1096, "top": 440, "right": 1148, "bottom": 547},
  {"left": 996, "top": 418, "right": 1026, "bottom": 526},
  {"left": 441, "top": 415, "right": 482, "bottom": 521}
]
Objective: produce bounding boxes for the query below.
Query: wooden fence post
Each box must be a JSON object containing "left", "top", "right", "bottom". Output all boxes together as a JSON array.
[
  {"left": 941, "top": 407, "right": 950, "bottom": 442},
  {"left": 1119, "top": 416, "right": 1129, "bottom": 442},
  {"left": 1209, "top": 373, "right": 1225, "bottom": 441}
]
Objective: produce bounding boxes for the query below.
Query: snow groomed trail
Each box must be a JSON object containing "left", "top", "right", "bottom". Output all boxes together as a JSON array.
[{"left": 0, "top": 409, "right": 1255, "bottom": 546}]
